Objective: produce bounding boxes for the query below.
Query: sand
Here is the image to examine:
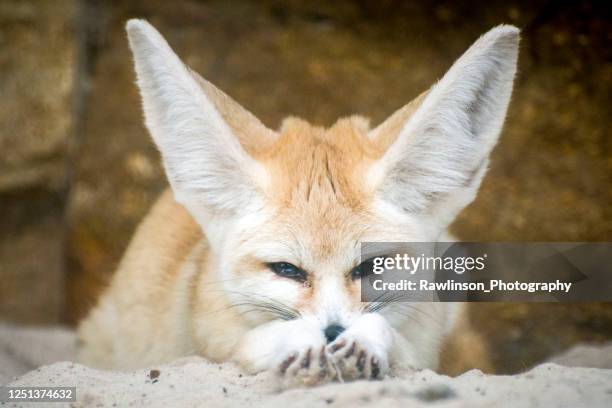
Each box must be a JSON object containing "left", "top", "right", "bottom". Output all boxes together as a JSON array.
[{"left": 2, "top": 324, "right": 612, "bottom": 407}]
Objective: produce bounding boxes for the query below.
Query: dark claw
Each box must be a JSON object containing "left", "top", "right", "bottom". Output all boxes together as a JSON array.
[
  {"left": 301, "top": 348, "right": 312, "bottom": 369},
  {"left": 319, "top": 347, "right": 327, "bottom": 368},
  {"left": 330, "top": 339, "right": 346, "bottom": 353},
  {"left": 280, "top": 353, "right": 298, "bottom": 374},
  {"left": 357, "top": 351, "right": 367, "bottom": 372},
  {"left": 371, "top": 357, "right": 380, "bottom": 379},
  {"left": 344, "top": 342, "right": 356, "bottom": 359},
  {"left": 317, "top": 347, "right": 330, "bottom": 380}
]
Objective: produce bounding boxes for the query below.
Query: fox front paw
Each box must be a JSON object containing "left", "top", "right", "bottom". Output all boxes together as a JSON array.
[
  {"left": 277, "top": 345, "right": 337, "bottom": 387},
  {"left": 327, "top": 313, "right": 393, "bottom": 381},
  {"left": 327, "top": 337, "right": 387, "bottom": 380}
]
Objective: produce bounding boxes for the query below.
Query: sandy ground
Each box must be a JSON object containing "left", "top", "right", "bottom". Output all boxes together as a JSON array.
[{"left": 2, "top": 325, "right": 612, "bottom": 407}]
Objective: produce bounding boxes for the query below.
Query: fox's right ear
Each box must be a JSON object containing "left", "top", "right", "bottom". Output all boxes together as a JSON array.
[{"left": 126, "top": 19, "right": 276, "bottom": 225}]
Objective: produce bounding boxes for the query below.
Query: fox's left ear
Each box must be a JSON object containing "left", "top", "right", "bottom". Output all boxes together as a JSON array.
[
  {"left": 368, "top": 25, "right": 519, "bottom": 230},
  {"left": 126, "top": 19, "right": 277, "bottom": 225}
]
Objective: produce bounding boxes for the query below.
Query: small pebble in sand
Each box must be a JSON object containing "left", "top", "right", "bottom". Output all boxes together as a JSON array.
[{"left": 149, "top": 369, "right": 160, "bottom": 383}]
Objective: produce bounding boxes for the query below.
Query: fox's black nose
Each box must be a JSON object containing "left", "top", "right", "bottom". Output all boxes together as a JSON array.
[{"left": 324, "top": 324, "right": 346, "bottom": 343}]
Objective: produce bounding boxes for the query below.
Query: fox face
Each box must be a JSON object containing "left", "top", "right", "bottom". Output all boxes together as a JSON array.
[
  {"left": 214, "top": 117, "right": 431, "bottom": 328},
  {"left": 124, "top": 20, "right": 518, "bottom": 385}
]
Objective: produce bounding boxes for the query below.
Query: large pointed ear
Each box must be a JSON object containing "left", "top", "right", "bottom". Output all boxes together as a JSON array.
[
  {"left": 126, "top": 19, "right": 276, "bottom": 223},
  {"left": 369, "top": 25, "right": 519, "bottom": 229}
]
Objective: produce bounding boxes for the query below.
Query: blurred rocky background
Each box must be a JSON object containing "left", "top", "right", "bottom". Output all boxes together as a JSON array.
[{"left": 0, "top": 0, "right": 610, "bottom": 374}]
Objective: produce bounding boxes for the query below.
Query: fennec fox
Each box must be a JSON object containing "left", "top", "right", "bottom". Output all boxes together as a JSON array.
[{"left": 78, "top": 20, "right": 518, "bottom": 385}]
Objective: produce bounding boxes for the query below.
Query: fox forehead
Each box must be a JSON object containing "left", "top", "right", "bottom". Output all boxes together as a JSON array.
[
  {"left": 237, "top": 116, "right": 396, "bottom": 265},
  {"left": 262, "top": 116, "right": 380, "bottom": 209},
  {"left": 256, "top": 92, "right": 426, "bottom": 212}
]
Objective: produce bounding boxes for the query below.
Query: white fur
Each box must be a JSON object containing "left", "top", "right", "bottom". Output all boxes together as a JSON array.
[
  {"left": 126, "top": 20, "right": 269, "bottom": 224},
  {"left": 369, "top": 25, "right": 519, "bottom": 230}
]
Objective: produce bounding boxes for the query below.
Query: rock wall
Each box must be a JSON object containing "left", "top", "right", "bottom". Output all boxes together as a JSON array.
[{"left": 0, "top": 0, "right": 76, "bottom": 323}]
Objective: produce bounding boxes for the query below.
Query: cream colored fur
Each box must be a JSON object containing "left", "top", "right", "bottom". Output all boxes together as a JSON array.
[{"left": 78, "top": 20, "right": 518, "bottom": 385}]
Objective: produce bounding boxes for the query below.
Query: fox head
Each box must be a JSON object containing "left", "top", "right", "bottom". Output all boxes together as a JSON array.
[{"left": 126, "top": 20, "right": 518, "bottom": 340}]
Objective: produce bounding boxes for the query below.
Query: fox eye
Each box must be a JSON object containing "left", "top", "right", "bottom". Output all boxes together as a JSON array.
[
  {"left": 351, "top": 258, "right": 376, "bottom": 280},
  {"left": 267, "top": 262, "right": 308, "bottom": 283}
]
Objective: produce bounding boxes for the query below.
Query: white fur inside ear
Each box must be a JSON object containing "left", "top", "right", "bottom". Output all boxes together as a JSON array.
[
  {"left": 371, "top": 25, "right": 519, "bottom": 223},
  {"left": 126, "top": 19, "right": 267, "bottom": 220}
]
